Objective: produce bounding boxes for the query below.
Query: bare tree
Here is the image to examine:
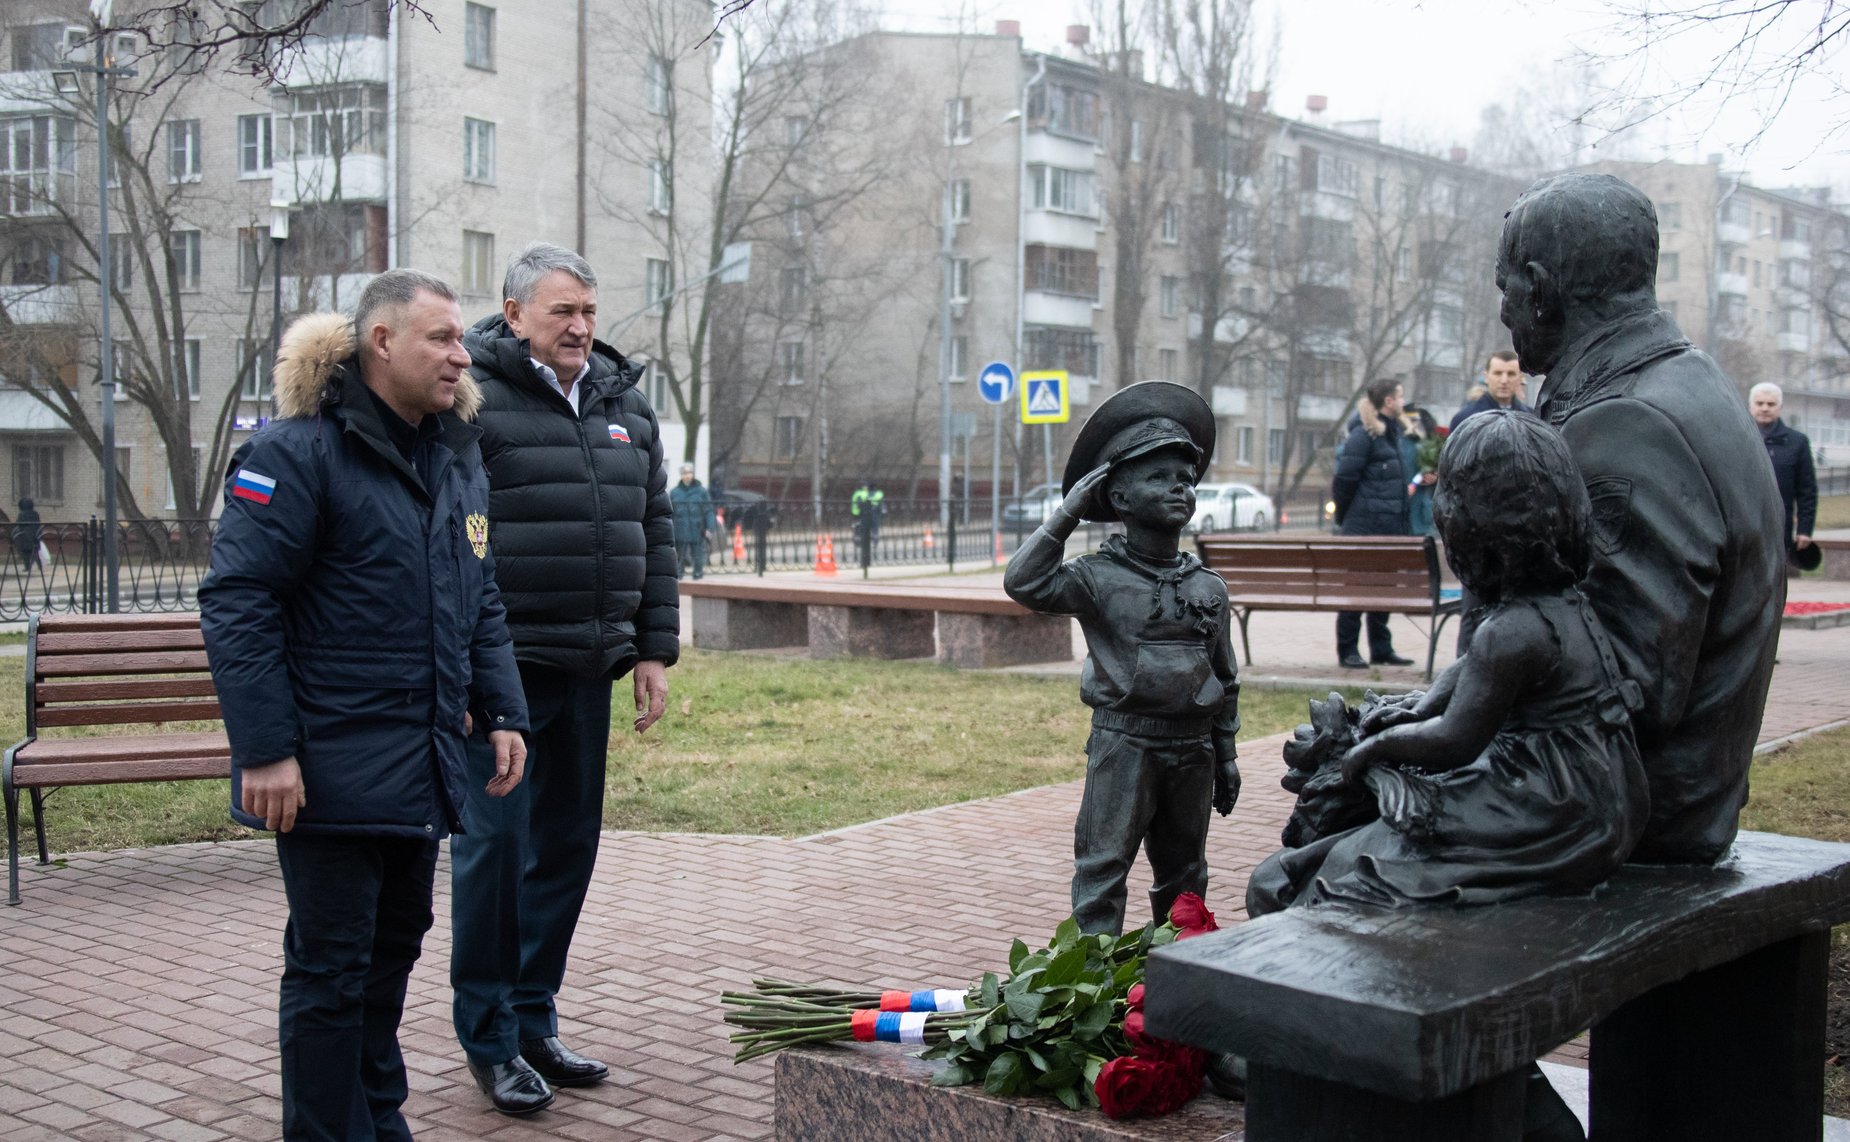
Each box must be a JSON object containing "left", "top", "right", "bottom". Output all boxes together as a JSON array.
[{"left": 100, "top": 0, "right": 424, "bottom": 87}]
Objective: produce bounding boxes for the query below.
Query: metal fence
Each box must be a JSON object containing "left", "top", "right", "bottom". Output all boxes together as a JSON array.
[{"left": 0, "top": 518, "right": 216, "bottom": 621}]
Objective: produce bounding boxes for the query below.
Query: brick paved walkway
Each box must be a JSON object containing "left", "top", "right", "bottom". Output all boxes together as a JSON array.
[{"left": 2, "top": 597, "right": 1847, "bottom": 1139}]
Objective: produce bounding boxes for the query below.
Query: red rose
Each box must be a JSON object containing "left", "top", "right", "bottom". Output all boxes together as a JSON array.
[
  {"left": 1095, "top": 1056, "right": 1159, "bottom": 1119},
  {"left": 1143, "top": 1060, "right": 1204, "bottom": 1115},
  {"left": 1168, "top": 893, "right": 1219, "bottom": 937},
  {"left": 1126, "top": 983, "right": 1146, "bottom": 1010},
  {"left": 1123, "top": 1008, "right": 1154, "bottom": 1052},
  {"left": 1136, "top": 1036, "right": 1210, "bottom": 1081},
  {"left": 1436, "top": 425, "right": 1450, "bottom": 437}
]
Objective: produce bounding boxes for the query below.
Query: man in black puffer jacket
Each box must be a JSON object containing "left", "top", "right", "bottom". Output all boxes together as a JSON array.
[
  {"left": 1331, "top": 378, "right": 1415, "bottom": 669},
  {"left": 449, "top": 243, "right": 678, "bottom": 1115}
]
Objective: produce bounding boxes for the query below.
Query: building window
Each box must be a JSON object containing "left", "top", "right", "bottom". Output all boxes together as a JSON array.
[
  {"left": 779, "top": 265, "right": 806, "bottom": 311},
  {"left": 182, "top": 338, "right": 200, "bottom": 399},
  {"left": 1024, "top": 327, "right": 1099, "bottom": 376},
  {"left": 949, "top": 335, "right": 967, "bottom": 380},
  {"left": 1129, "top": 120, "right": 1143, "bottom": 162},
  {"left": 944, "top": 97, "right": 971, "bottom": 143},
  {"left": 1028, "top": 83, "right": 1098, "bottom": 141},
  {"left": 462, "top": 229, "right": 495, "bottom": 294},
  {"left": 1028, "top": 165, "right": 1096, "bottom": 216},
  {"left": 1395, "top": 247, "right": 1413, "bottom": 283},
  {"left": 1784, "top": 259, "right": 1812, "bottom": 289},
  {"left": 785, "top": 195, "right": 806, "bottom": 242},
  {"left": 1300, "top": 430, "right": 1318, "bottom": 461},
  {"left": 1159, "top": 348, "right": 1178, "bottom": 383},
  {"left": 463, "top": 117, "right": 496, "bottom": 183},
  {"left": 1722, "top": 199, "right": 1750, "bottom": 228},
  {"left": 1, "top": 115, "right": 76, "bottom": 216},
  {"left": 1025, "top": 245, "right": 1099, "bottom": 298},
  {"left": 645, "top": 53, "right": 672, "bottom": 116},
  {"left": 1236, "top": 425, "right": 1254, "bottom": 465},
  {"left": 1659, "top": 201, "right": 1681, "bottom": 231},
  {"left": 773, "top": 415, "right": 803, "bottom": 460},
  {"left": 238, "top": 227, "right": 264, "bottom": 289},
  {"left": 14, "top": 443, "right": 64, "bottom": 504},
  {"left": 1267, "top": 427, "right": 1284, "bottom": 466},
  {"left": 106, "top": 234, "right": 133, "bottom": 292},
  {"left": 1160, "top": 275, "right": 1180, "bottom": 318},
  {"left": 784, "top": 116, "right": 807, "bottom": 147},
  {"left": 647, "top": 158, "right": 671, "bottom": 214},
  {"left": 1658, "top": 251, "right": 1679, "bottom": 283},
  {"left": 238, "top": 338, "right": 273, "bottom": 401},
  {"left": 780, "top": 341, "right": 805, "bottom": 385},
  {"left": 950, "top": 258, "right": 971, "bottom": 303},
  {"left": 1313, "top": 153, "right": 1359, "bottom": 198},
  {"left": 237, "top": 113, "right": 272, "bottom": 176},
  {"left": 644, "top": 257, "right": 672, "bottom": 308},
  {"left": 164, "top": 445, "right": 203, "bottom": 510},
  {"left": 166, "top": 119, "right": 202, "bottom": 182},
  {"left": 950, "top": 179, "right": 971, "bottom": 223},
  {"left": 11, "top": 24, "right": 65, "bottom": 71},
  {"left": 1161, "top": 203, "right": 1180, "bottom": 243},
  {"left": 464, "top": 2, "right": 495, "bottom": 70},
  {"left": 171, "top": 229, "right": 201, "bottom": 292},
  {"left": 287, "top": 85, "right": 387, "bottom": 157},
  {"left": 293, "top": 202, "right": 386, "bottom": 276}
]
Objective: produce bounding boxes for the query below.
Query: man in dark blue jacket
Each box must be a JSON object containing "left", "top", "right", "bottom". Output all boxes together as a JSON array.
[
  {"left": 449, "top": 243, "right": 678, "bottom": 1115},
  {"left": 1750, "top": 382, "right": 1818, "bottom": 564},
  {"left": 1448, "top": 350, "right": 1530, "bottom": 432},
  {"left": 1331, "top": 378, "right": 1415, "bottom": 669},
  {"left": 200, "top": 269, "right": 530, "bottom": 1141}
]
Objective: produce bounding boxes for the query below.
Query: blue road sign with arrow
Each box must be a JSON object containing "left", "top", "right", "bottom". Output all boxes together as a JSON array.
[{"left": 977, "top": 361, "right": 1014, "bottom": 405}]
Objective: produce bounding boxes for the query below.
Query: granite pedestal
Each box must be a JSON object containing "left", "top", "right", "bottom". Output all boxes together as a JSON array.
[
  {"left": 774, "top": 1043, "right": 1242, "bottom": 1141},
  {"left": 690, "top": 595, "right": 810, "bottom": 650},
  {"left": 809, "top": 604, "right": 935, "bottom": 660},
  {"left": 937, "top": 611, "right": 1073, "bottom": 668}
]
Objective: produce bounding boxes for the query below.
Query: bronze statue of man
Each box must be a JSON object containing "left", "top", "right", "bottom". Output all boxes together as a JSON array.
[
  {"left": 1498, "top": 172, "right": 1784, "bottom": 864},
  {"left": 1005, "top": 382, "right": 1240, "bottom": 935}
]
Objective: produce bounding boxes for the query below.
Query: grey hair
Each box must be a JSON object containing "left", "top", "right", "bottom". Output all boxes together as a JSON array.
[
  {"left": 503, "top": 241, "right": 597, "bottom": 305},
  {"left": 1750, "top": 381, "right": 1784, "bottom": 403},
  {"left": 354, "top": 269, "right": 457, "bottom": 343}
]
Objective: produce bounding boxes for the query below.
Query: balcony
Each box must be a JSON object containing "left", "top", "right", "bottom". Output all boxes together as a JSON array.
[
  {"left": 0, "top": 70, "right": 60, "bottom": 115},
  {"left": 1717, "top": 220, "right": 1751, "bottom": 247},
  {"left": 270, "top": 36, "right": 390, "bottom": 87},
  {"left": 0, "top": 389, "right": 72, "bottom": 431},
  {"left": 1022, "top": 291, "right": 1096, "bottom": 328},
  {"left": 0, "top": 283, "right": 79, "bottom": 325},
  {"left": 1777, "top": 331, "right": 1810, "bottom": 354},
  {"left": 1023, "top": 131, "right": 1096, "bottom": 171},
  {"left": 1299, "top": 191, "right": 1356, "bottom": 222},
  {"left": 1022, "top": 211, "right": 1097, "bottom": 251},
  {"left": 1211, "top": 385, "right": 1249, "bottom": 417},
  {"left": 273, "top": 153, "right": 387, "bottom": 204},
  {"left": 1780, "top": 238, "right": 1811, "bottom": 260},
  {"left": 1297, "top": 394, "right": 1349, "bottom": 422},
  {"left": 282, "top": 272, "right": 379, "bottom": 310},
  {"left": 1716, "top": 272, "right": 1749, "bottom": 297}
]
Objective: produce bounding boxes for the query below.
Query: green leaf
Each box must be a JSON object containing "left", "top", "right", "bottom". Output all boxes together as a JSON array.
[
  {"left": 1052, "top": 916, "right": 1082, "bottom": 949},
  {"left": 1054, "top": 1083, "right": 1083, "bottom": 1110},
  {"left": 1042, "top": 945, "right": 1087, "bottom": 988},
  {"left": 931, "top": 1063, "right": 974, "bottom": 1087},
  {"left": 985, "top": 1023, "right": 1009, "bottom": 1046},
  {"left": 981, "top": 972, "right": 1001, "bottom": 1009},
  {"left": 1083, "top": 1055, "right": 1106, "bottom": 1086},
  {"left": 1036, "top": 1066, "right": 1080, "bottom": 1091},
  {"left": 984, "top": 1052, "right": 1023, "bottom": 1097},
  {"left": 1008, "top": 939, "right": 1030, "bottom": 973},
  {"left": 1023, "top": 1045, "right": 1050, "bottom": 1072},
  {"left": 1073, "top": 1000, "right": 1114, "bottom": 1038},
  {"left": 1005, "top": 989, "right": 1047, "bottom": 1023}
]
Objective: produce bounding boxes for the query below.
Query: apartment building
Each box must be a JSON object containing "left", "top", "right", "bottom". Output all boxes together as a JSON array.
[
  {"left": 714, "top": 22, "right": 1517, "bottom": 504},
  {"left": 0, "top": 0, "right": 711, "bottom": 521},
  {"left": 1588, "top": 159, "right": 1848, "bottom": 461}
]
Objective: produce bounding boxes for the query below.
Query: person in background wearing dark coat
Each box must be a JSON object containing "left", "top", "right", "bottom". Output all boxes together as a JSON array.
[
  {"left": 1502, "top": 172, "right": 1783, "bottom": 865},
  {"left": 1331, "top": 378, "right": 1415, "bottom": 669},
  {"left": 670, "top": 463, "right": 716, "bottom": 579},
  {"left": 1399, "top": 404, "right": 1439, "bottom": 537},
  {"left": 199, "top": 270, "right": 530, "bottom": 1141},
  {"left": 1750, "top": 382, "right": 1817, "bottom": 567},
  {"left": 450, "top": 243, "right": 678, "bottom": 1116},
  {"left": 1448, "top": 350, "right": 1529, "bottom": 433},
  {"left": 13, "top": 497, "right": 41, "bottom": 595}
]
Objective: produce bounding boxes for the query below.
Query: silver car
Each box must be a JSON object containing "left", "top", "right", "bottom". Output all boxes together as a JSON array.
[{"left": 1188, "top": 482, "right": 1275, "bottom": 533}]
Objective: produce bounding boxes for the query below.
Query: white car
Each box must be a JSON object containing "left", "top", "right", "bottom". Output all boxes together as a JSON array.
[
  {"left": 1000, "top": 483, "right": 1066, "bottom": 529},
  {"left": 1189, "top": 483, "right": 1275, "bottom": 533}
]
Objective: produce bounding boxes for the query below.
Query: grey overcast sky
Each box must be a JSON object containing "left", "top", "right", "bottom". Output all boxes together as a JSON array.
[{"left": 874, "top": 0, "right": 1848, "bottom": 192}]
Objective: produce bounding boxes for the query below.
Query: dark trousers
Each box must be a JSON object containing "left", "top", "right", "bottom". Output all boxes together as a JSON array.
[
  {"left": 450, "top": 663, "right": 613, "bottom": 1065},
  {"left": 675, "top": 538, "right": 707, "bottom": 579},
  {"left": 1071, "top": 727, "right": 1215, "bottom": 936},
  {"left": 1335, "top": 611, "right": 1395, "bottom": 660},
  {"left": 274, "top": 832, "right": 439, "bottom": 1142}
]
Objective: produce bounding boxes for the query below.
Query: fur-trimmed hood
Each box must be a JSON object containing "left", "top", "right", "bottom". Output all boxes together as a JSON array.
[
  {"left": 272, "top": 312, "right": 482, "bottom": 421},
  {"left": 1353, "top": 395, "right": 1388, "bottom": 437}
]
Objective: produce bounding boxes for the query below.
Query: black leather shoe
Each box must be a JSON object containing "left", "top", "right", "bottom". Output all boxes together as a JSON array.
[
  {"left": 467, "top": 1056, "right": 554, "bottom": 1116},
  {"left": 520, "top": 1036, "right": 609, "bottom": 1087},
  {"left": 1338, "top": 653, "right": 1369, "bottom": 669},
  {"left": 1371, "top": 652, "right": 1416, "bottom": 667}
]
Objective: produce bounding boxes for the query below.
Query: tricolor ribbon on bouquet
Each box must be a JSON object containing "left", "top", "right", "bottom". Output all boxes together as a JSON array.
[
  {"left": 850, "top": 1009, "right": 931, "bottom": 1044},
  {"left": 877, "top": 989, "right": 968, "bottom": 1013}
]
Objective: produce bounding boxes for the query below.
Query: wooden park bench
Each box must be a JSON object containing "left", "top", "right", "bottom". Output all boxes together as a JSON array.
[
  {"left": 679, "top": 578, "right": 1072, "bottom": 669},
  {"left": 1147, "top": 829, "right": 1850, "bottom": 1141},
  {"left": 4, "top": 613, "right": 229, "bottom": 905},
  {"left": 1195, "top": 534, "right": 1459, "bottom": 680}
]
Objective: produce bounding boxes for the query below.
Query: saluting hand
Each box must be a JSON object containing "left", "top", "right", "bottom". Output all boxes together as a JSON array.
[
  {"left": 485, "top": 730, "right": 527, "bottom": 797},
  {"left": 242, "top": 756, "right": 307, "bottom": 833}
]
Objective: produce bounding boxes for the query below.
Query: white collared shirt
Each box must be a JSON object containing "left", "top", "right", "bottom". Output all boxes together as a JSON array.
[{"left": 531, "top": 357, "right": 591, "bottom": 415}]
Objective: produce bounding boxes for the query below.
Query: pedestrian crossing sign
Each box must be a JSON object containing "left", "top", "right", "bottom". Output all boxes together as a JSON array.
[{"left": 1020, "top": 371, "right": 1070, "bottom": 425}]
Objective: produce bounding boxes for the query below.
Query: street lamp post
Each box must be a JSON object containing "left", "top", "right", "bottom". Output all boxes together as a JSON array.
[{"left": 270, "top": 202, "right": 290, "bottom": 378}]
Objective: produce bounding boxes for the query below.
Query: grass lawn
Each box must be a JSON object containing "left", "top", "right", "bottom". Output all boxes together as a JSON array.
[
  {"left": 1741, "top": 728, "right": 1850, "bottom": 1115},
  {"left": 17, "top": 650, "right": 1346, "bottom": 853},
  {"left": 1816, "top": 494, "right": 1850, "bottom": 531}
]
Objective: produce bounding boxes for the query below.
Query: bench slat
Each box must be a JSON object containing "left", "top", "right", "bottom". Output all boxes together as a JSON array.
[
  {"left": 36, "top": 651, "right": 213, "bottom": 677},
  {"left": 36, "top": 677, "right": 220, "bottom": 703},
  {"left": 35, "top": 700, "right": 224, "bottom": 728},
  {"left": 13, "top": 731, "right": 231, "bottom": 765},
  {"left": 34, "top": 628, "right": 207, "bottom": 655},
  {"left": 11, "top": 756, "right": 232, "bottom": 787}
]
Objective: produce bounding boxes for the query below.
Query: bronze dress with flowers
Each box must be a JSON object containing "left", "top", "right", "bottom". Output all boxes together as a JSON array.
[{"left": 1257, "top": 589, "right": 1649, "bottom": 910}]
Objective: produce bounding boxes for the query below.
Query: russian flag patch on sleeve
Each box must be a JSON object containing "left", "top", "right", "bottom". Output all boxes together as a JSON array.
[
  {"left": 232, "top": 469, "right": 277, "bottom": 505},
  {"left": 608, "top": 423, "right": 632, "bottom": 444}
]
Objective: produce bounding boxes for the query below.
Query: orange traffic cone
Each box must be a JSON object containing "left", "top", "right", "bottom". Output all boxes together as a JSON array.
[
  {"left": 922, "top": 525, "right": 934, "bottom": 551},
  {"left": 731, "top": 523, "right": 746, "bottom": 560},
  {"left": 814, "top": 533, "right": 838, "bottom": 576}
]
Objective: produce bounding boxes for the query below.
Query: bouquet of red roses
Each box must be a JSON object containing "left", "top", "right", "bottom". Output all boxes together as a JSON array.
[{"left": 719, "top": 895, "right": 1221, "bottom": 1119}]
